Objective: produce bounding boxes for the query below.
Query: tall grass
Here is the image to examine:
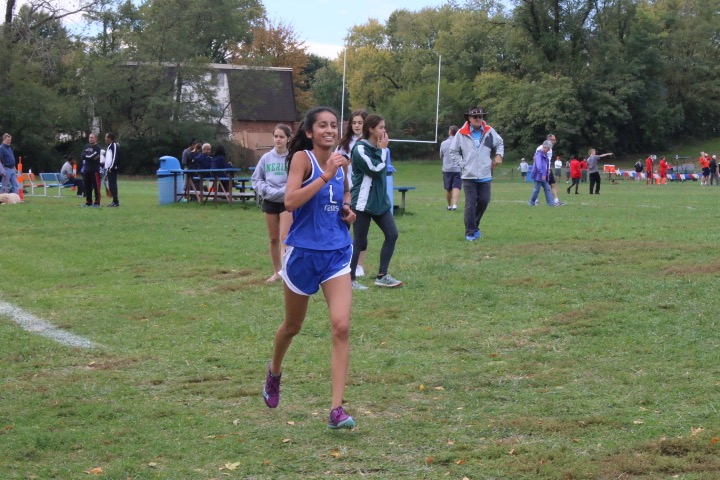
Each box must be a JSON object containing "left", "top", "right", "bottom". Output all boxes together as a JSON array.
[{"left": 1, "top": 163, "right": 719, "bottom": 479}]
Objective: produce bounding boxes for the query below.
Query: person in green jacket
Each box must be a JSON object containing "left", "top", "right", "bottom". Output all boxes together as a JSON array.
[{"left": 349, "top": 114, "right": 403, "bottom": 290}]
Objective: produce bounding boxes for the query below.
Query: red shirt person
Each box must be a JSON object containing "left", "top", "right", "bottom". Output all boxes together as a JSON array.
[
  {"left": 658, "top": 157, "right": 668, "bottom": 185},
  {"left": 645, "top": 156, "right": 654, "bottom": 184},
  {"left": 566, "top": 157, "right": 582, "bottom": 194}
]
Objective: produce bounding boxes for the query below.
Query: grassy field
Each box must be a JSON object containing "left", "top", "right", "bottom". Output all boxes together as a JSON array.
[{"left": 1, "top": 162, "right": 719, "bottom": 479}]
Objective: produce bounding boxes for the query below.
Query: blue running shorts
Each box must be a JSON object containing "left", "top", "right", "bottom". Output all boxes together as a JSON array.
[{"left": 280, "top": 245, "right": 352, "bottom": 296}]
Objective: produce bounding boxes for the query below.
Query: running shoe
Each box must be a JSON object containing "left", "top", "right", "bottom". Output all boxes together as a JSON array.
[
  {"left": 263, "top": 366, "right": 281, "bottom": 408},
  {"left": 466, "top": 234, "right": 476, "bottom": 241},
  {"left": 375, "top": 274, "right": 403, "bottom": 288},
  {"left": 351, "top": 281, "right": 368, "bottom": 291},
  {"left": 328, "top": 406, "right": 355, "bottom": 429},
  {"left": 474, "top": 230, "right": 482, "bottom": 239}
]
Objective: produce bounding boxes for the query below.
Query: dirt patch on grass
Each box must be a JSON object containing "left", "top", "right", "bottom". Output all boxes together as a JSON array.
[
  {"left": 660, "top": 260, "right": 720, "bottom": 278},
  {"left": 496, "top": 415, "right": 622, "bottom": 435},
  {"left": 85, "top": 357, "right": 140, "bottom": 370},
  {"left": 599, "top": 435, "right": 720, "bottom": 478}
]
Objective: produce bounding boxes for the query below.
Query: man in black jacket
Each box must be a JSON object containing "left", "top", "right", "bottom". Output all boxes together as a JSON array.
[{"left": 81, "top": 133, "right": 102, "bottom": 207}]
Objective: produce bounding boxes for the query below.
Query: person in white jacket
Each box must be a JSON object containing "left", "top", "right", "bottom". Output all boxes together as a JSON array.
[
  {"left": 103, "top": 132, "right": 120, "bottom": 207},
  {"left": 251, "top": 124, "right": 293, "bottom": 282}
]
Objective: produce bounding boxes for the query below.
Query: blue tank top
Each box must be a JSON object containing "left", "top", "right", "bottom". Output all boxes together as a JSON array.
[{"left": 284, "top": 150, "right": 351, "bottom": 250}]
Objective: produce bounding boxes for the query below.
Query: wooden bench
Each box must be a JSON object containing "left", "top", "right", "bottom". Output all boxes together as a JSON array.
[{"left": 393, "top": 186, "right": 416, "bottom": 211}]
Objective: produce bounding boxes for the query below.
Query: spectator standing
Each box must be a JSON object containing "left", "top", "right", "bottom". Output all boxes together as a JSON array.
[
  {"left": 104, "top": 132, "right": 120, "bottom": 207},
  {"left": 337, "top": 109, "right": 368, "bottom": 278},
  {"left": 645, "top": 155, "right": 654, "bottom": 185},
  {"left": 634, "top": 159, "right": 643, "bottom": 182},
  {"left": 449, "top": 106, "right": 504, "bottom": 241},
  {"left": 262, "top": 106, "right": 357, "bottom": 430},
  {"left": 60, "top": 156, "right": 84, "bottom": 196},
  {"left": 565, "top": 158, "right": 571, "bottom": 183},
  {"left": 81, "top": 133, "right": 102, "bottom": 207},
  {"left": 0, "top": 133, "right": 19, "bottom": 194},
  {"left": 710, "top": 155, "right": 718, "bottom": 186},
  {"left": 566, "top": 156, "right": 582, "bottom": 194},
  {"left": 350, "top": 114, "right": 403, "bottom": 290},
  {"left": 580, "top": 157, "right": 588, "bottom": 183},
  {"left": 699, "top": 152, "right": 710, "bottom": 186},
  {"left": 251, "top": 125, "right": 293, "bottom": 283},
  {"left": 181, "top": 139, "right": 196, "bottom": 169},
  {"left": 658, "top": 156, "right": 668, "bottom": 186},
  {"left": 554, "top": 155, "right": 562, "bottom": 179},
  {"left": 440, "top": 125, "right": 461, "bottom": 210},
  {"left": 587, "top": 148, "right": 613, "bottom": 195},
  {"left": 528, "top": 140, "right": 556, "bottom": 206},
  {"left": 518, "top": 158, "right": 529, "bottom": 182}
]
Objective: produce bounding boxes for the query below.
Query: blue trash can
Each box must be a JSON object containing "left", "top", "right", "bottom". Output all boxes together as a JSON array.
[
  {"left": 385, "top": 149, "right": 395, "bottom": 214},
  {"left": 157, "top": 156, "right": 182, "bottom": 205}
]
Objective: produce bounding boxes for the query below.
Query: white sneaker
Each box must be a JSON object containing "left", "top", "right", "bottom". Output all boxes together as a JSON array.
[
  {"left": 356, "top": 265, "right": 365, "bottom": 277},
  {"left": 352, "top": 281, "right": 368, "bottom": 291}
]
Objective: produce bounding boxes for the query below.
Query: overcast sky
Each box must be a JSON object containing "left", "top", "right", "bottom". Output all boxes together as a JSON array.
[{"left": 264, "top": 0, "right": 447, "bottom": 58}]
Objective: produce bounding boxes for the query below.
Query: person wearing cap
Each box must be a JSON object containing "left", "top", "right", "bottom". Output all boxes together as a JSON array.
[
  {"left": 449, "top": 106, "right": 504, "bottom": 241},
  {"left": 528, "top": 140, "right": 556, "bottom": 206}
]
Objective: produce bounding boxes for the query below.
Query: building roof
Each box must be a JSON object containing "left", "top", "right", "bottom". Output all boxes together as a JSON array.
[{"left": 217, "top": 64, "right": 297, "bottom": 123}]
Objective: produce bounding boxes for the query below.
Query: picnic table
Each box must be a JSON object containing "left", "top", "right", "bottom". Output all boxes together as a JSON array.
[{"left": 171, "top": 168, "right": 244, "bottom": 204}]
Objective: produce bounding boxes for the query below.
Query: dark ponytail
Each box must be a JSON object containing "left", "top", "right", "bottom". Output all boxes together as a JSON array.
[{"left": 286, "top": 106, "right": 339, "bottom": 171}]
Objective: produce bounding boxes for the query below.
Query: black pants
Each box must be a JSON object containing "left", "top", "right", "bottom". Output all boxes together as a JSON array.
[
  {"left": 107, "top": 171, "right": 119, "bottom": 204},
  {"left": 567, "top": 178, "right": 581, "bottom": 193},
  {"left": 64, "top": 178, "right": 85, "bottom": 195},
  {"left": 589, "top": 172, "right": 601, "bottom": 194},
  {"left": 351, "top": 210, "right": 398, "bottom": 280},
  {"left": 83, "top": 171, "right": 100, "bottom": 205},
  {"left": 462, "top": 180, "right": 491, "bottom": 236}
]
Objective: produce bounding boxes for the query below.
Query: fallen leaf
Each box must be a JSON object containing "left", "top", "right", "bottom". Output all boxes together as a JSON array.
[
  {"left": 85, "top": 467, "right": 103, "bottom": 475},
  {"left": 710, "top": 437, "right": 719, "bottom": 445},
  {"left": 456, "top": 459, "right": 466, "bottom": 465},
  {"left": 633, "top": 420, "right": 644, "bottom": 425},
  {"left": 148, "top": 462, "right": 158, "bottom": 468},
  {"left": 572, "top": 438, "right": 581, "bottom": 443},
  {"left": 434, "top": 386, "right": 444, "bottom": 391},
  {"left": 330, "top": 449, "right": 341, "bottom": 458},
  {"left": 447, "top": 440, "right": 455, "bottom": 445},
  {"left": 508, "top": 449, "right": 516, "bottom": 455},
  {"left": 261, "top": 460, "right": 271, "bottom": 466},
  {"left": 425, "top": 456, "right": 435, "bottom": 464},
  {"left": 419, "top": 384, "right": 425, "bottom": 391},
  {"left": 463, "top": 477, "right": 470, "bottom": 480},
  {"left": 282, "top": 438, "right": 291, "bottom": 443},
  {"left": 222, "top": 462, "right": 240, "bottom": 471},
  {"left": 232, "top": 419, "right": 240, "bottom": 426},
  {"left": 287, "top": 421, "right": 295, "bottom": 426},
  {"left": 691, "top": 427, "right": 705, "bottom": 436}
]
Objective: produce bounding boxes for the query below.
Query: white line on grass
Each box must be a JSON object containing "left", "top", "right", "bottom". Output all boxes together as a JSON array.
[{"left": 0, "top": 300, "right": 98, "bottom": 349}]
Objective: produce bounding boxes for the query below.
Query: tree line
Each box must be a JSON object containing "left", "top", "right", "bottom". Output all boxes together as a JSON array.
[{"left": 1, "top": 0, "right": 718, "bottom": 173}]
